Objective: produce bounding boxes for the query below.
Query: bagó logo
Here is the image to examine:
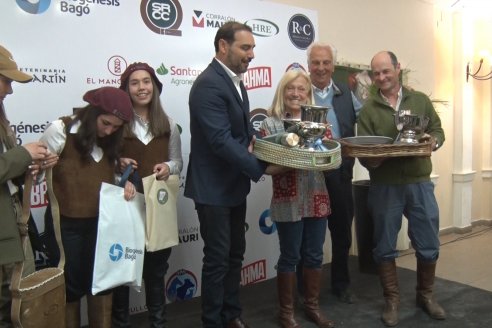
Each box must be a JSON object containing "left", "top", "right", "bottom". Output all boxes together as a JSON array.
[
  {"left": 140, "top": 0, "right": 183, "bottom": 36},
  {"left": 287, "top": 14, "right": 315, "bottom": 50},
  {"left": 16, "top": 0, "right": 51, "bottom": 14},
  {"left": 109, "top": 244, "right": 124, "bottom": 261}
]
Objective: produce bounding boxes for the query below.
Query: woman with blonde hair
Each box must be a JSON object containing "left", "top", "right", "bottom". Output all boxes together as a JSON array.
[{"left": 260, "top": 69, "right": 335, "bottom": 328}]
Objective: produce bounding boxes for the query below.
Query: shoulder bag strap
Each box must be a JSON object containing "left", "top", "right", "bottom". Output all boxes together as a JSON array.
[{"left": 45, "top": 168, "right": 65, "bottom": 269}]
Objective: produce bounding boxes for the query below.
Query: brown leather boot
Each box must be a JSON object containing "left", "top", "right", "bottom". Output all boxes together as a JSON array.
[
  {"left": 87, "top": 293, "right": 113, "bottom": 328},
  {"left": 416, "top": 260, "right": 446, "bottom": 320},
  {"left": 277, "top": 272, "right": 300, "bottom": 328},
  {"left": 65, "top": 301, "right": 80, "bottom": 328},
  {"left": 302, "top": 268, "right": 335, "bottom": 328},
  {"left": 378, "top": 260, "right": 399, "bottom": 327}
]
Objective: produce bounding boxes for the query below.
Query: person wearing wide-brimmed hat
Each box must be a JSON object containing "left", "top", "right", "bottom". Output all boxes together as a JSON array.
[
  {"left": 39, "top": 86, "right": 135, "bottom": 328},
  {"left": 0, "top": 44, "right": 57, "bottom": 326}
]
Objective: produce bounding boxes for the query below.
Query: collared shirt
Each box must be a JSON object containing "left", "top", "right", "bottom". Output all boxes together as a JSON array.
[
  {"left": 214, "top": 58, "right": 243, "bottom": 100},
  {"left": 380, "top": 86, "right": 403, "bottom": 111},
  {"left": 313, "top": 80, "right": 363, "bottom": 139},
  {"left": 40, "top": 118, "right": 103, "bottom": 161},
  {"left": 313, "top": 80, "right": 341, "bottom": 138}
]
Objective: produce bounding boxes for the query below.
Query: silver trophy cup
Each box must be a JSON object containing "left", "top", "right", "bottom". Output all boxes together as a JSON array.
[
  {"left": 283, "top": 105, "right": 329, "bottom": 150},
  {"left": 394, "top": 109, "right": 429, "bottom": 144}
]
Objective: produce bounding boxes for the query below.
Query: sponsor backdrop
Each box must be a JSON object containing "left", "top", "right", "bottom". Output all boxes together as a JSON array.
[{"left": 1, "top": 0, "right": 318, "bottom": 318}]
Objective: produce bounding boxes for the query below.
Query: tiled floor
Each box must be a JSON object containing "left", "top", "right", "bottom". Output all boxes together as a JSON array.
[{"left": 397, "top": 224, "right": 492, "bottom": 291}]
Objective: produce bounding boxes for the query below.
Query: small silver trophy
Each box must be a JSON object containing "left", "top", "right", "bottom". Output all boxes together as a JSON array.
[
  {"left": 283, "top": 105, "right": 330, "bottom": 150},
  {"left": 394, "top": 109, "right": 429, "bottom": 144}
]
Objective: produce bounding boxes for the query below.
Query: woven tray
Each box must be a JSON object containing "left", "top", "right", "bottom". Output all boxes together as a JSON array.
[
  {"left": 339, "top": 137, "right": 432, "bottom": 158},
  {"left": 253, "top": 139, "right": 341, "bottom": 171}
]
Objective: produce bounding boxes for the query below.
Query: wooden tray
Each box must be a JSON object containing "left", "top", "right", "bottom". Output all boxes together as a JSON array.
[
  {"left": 339, "top": 137, "right": 432, "bottom": 158},
  {"left": 253, "top": 139, "right": 341, "bottom": 171}
]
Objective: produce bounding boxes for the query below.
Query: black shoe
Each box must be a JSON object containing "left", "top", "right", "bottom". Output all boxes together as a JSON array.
[{"left": 334, "top": 289, "right": 354, "bottom": 304}]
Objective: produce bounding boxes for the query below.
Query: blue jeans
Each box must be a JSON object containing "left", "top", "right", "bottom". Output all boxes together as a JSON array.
[
  {"left": 276, "top": 218, "right": 327, "bottom": 273},
  {"left": 368, "top": 182, "right": 440, "bottom": 263},
  {"left": 195, "top": 202, "right": 246, "bottom": 328}
]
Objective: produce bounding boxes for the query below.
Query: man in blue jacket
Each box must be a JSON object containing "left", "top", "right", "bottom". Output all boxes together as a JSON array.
[{"left": 185, "top": 21, "right": 273, "bottom": 328}]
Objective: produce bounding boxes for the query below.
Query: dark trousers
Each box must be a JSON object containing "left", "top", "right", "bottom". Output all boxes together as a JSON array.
[
  {"left": 113, "top": 248, "right": 172, "bottom": 328},
  {"left": 324, "top": 169, "right": 354, "bottom": 293},
  {"left": 61, "top": 216, "right": 111, "bottom": 302},
  {"left": 195, "top": 202, "right": 247, "bottom": 328}
]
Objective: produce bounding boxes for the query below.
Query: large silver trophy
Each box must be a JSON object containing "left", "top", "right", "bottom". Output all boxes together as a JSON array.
[
  {"left": 283, "top": 105, "right": 329, "bottom": 150},
  {"left": 394, "top": 109, "right": 429, "bottom": 144}
]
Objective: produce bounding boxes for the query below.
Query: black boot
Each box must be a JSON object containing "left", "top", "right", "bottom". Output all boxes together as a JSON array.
[
  {"left": 112, "top": 286, "right": 131, "bottom": 328},
  {"left": 145, "top": 279, "right": 167, "bottom": 328}
]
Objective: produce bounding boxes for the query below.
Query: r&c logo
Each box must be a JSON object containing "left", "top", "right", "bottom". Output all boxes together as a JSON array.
[{"left": 287, "top": 14, "right": 315, "bottom": 50}]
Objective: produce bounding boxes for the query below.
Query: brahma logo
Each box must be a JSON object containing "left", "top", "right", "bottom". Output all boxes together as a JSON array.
[
  {"left": 166, "top": 269, "right": 198, "bottom": 301},
  {"left": 109, "top": 244, "right": 124, "bottom": 261},
  {"left": 243, "top": 66, "right": 272, "bottom": 90},
  {"left": 249, "top": 108, "right": 267, "bottom": 139},
  {"left": 241, "top": 260, "right": 267, "bottom": 286},
  {"left": 259, "top": 209, "right": 276, "bottom": 235},
  {"left": 288, "top": 14, "right": 315, "bottom": 50},
  {"left": 245, "top": 19, "right": 279, "bottom": 37},
  {"left": 16, "top": 0, "right": 51, "bottom": 14},
  {"left": 140, "top": 0, "right": 183, "bottom": 36},
  {"left": 30, "top": 181, "right": 49, "bottom": 208}
]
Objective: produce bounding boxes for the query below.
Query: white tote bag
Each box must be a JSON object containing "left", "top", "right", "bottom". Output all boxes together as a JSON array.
[
  {"left": 142, "top": 174, "right": 180, "bottom": 252},
  {"left": 92, "top": 179, "right": 146, "bottom": 295}
]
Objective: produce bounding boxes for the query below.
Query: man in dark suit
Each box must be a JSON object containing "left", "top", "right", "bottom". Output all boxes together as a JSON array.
[
  {"left": 184, "top": 22, "right": 270, "bottom": 328},
  {"left": 306, "top": 42, "right": 360, "bottom": 304}
]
